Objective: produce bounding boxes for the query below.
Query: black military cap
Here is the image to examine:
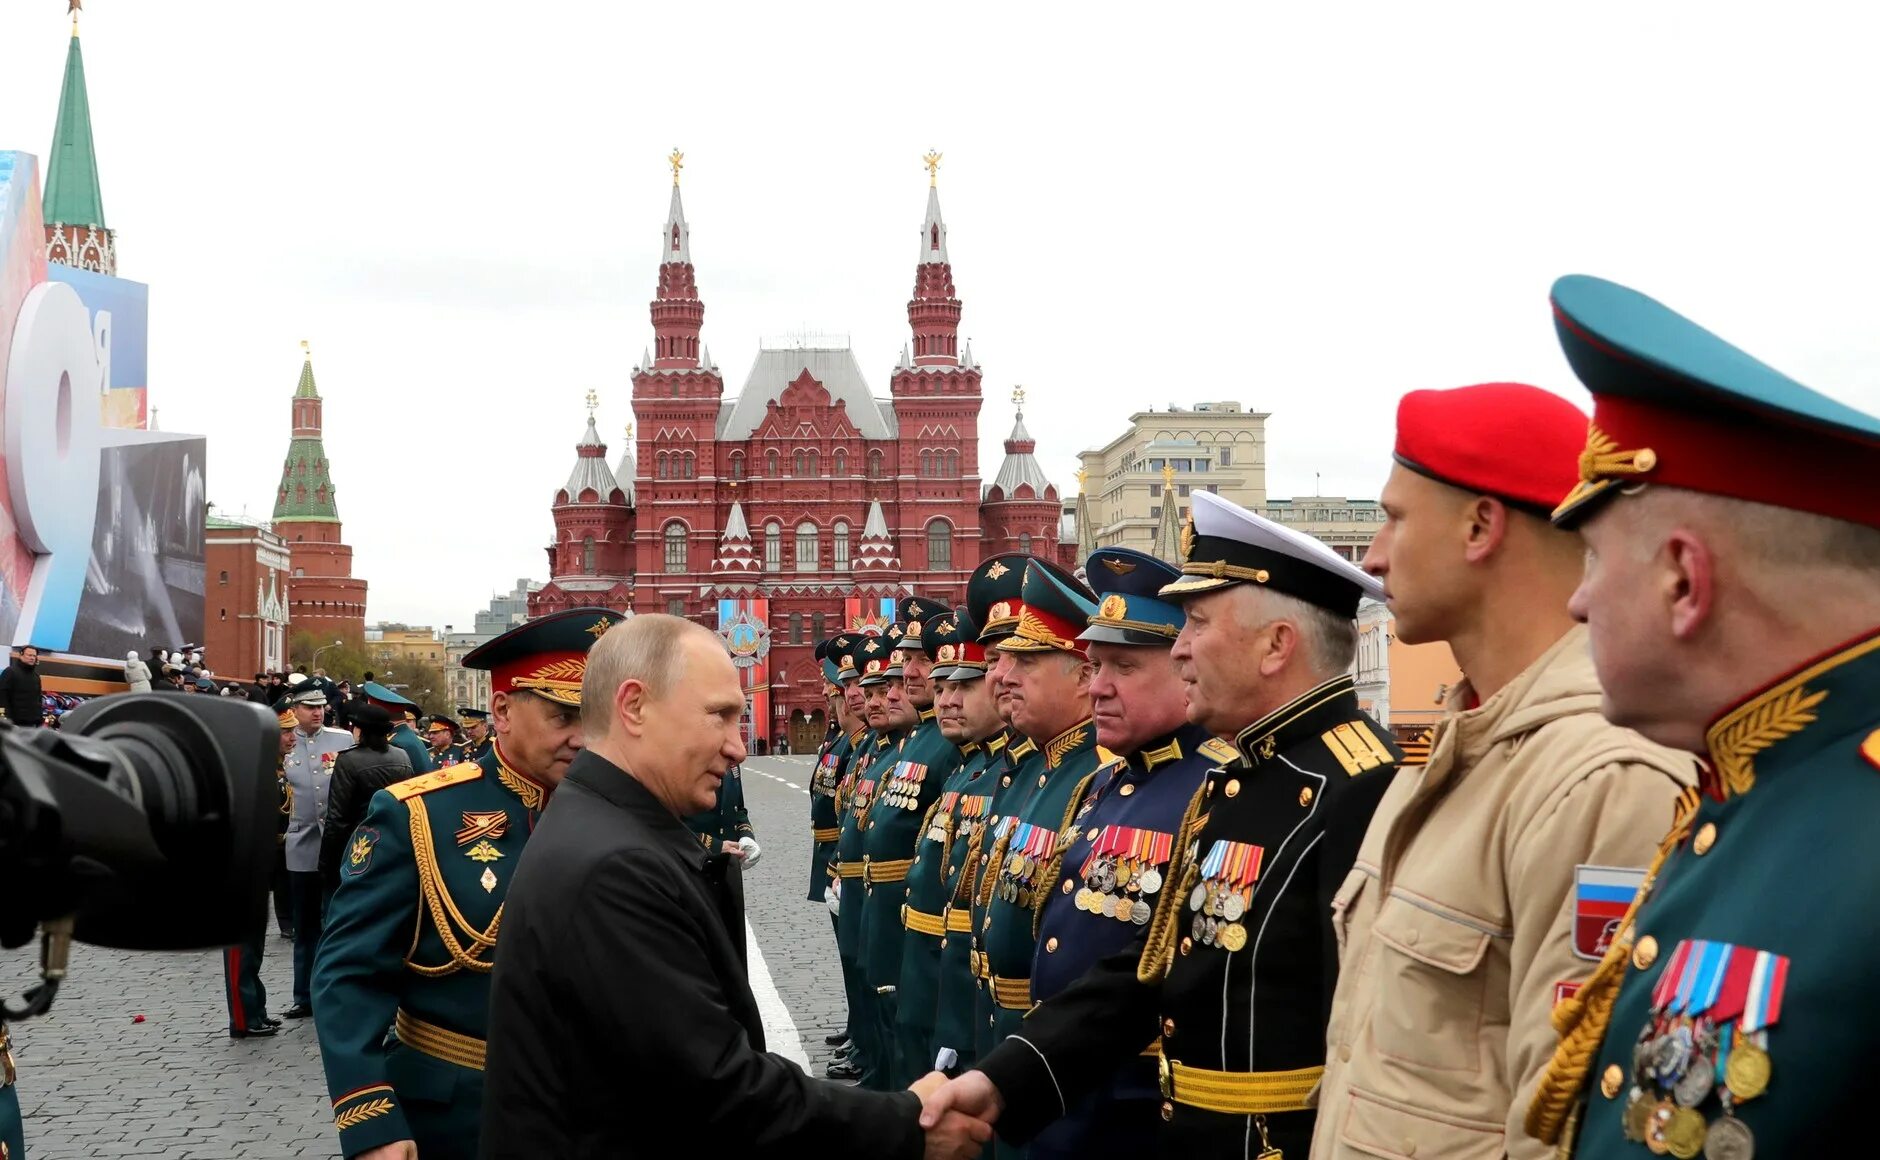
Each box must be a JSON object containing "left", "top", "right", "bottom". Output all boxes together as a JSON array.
[
  {"left": 999, "top": 558, "right": 1098, "bottom": 655},
  {"left": 897, "top": 596, "right": 952, "bottom": 651},
  {"left": 827, "top": 632, "right": 865, "bottom": 685}
]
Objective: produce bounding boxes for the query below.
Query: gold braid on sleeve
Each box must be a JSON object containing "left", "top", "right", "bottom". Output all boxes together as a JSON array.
[
  {"left": 952, "top": 818, "right": 988, "bottom": 910},
  {"left": 1033, "top": 772, "right": 1097, "bottom": 940},
  {"left": 1525, "top": 787, "right": 1701, "bottom": 1144},
  {"left": 404, "top": 803, "right": 502, "bottom": 976},
  {"left": 1138, "top": 779, "right": 1210, "bottom": 985}
]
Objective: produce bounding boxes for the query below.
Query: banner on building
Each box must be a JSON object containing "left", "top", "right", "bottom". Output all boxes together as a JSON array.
[
  {"left": 843, "top": 596, "right": 897, "bottom": 635},
  {"left": 718, "top": 598, "right": 771, "bottom": 748},
  {"left": 0, "top": 151, "right": 203, "bottom": 667}
]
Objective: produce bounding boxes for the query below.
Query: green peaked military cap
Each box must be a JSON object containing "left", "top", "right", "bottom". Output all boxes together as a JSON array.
[
  {"left": 999, "top": 558, "right": 1097, "bottom": 655},
  {"left": 856, "top": 625, "right": 904, "bottom": 687},
  {"left": 966, "top": 553, "right": 1032, "bottom": 645},
  {"left": 827, "top": 632, "right": 865, "bottom": 684},
  {"left": 1547, "top": 273, "right": 1880, "bottom": 530},
  {"left": 460, "top": 606, "right": 621, "bottom": 708}
]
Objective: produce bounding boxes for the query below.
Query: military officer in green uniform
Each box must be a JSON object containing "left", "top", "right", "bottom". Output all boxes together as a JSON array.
[
  {"left": 362, "top": 682, "right": 436, "bottom": 776},
  {"left": 923, "top": 493, "right": 1398, "bottom": 1160},
  {"left": 312, "top": 606, "right": 617, "bottom": 1160},
  {"left": 683, "top": 763, "right": 760, "bottom": 866},
  {"left": 425, "top": 716, "right": 468, "bottom": 768},
  {"left": 973, "top": 560, "right": 1108, "bottom": 1152},
  {"left": 831, "top": 629, "right": 900, "bottom": 1087},
  {"left": 1520, "top": 276, "right": 1880, "bottom": 1159},
  {"left": 928, "top": 597, "right": 1015, "bottom": 1075},
  {"left": 860, "top": 596, "right": 963, "bottom": 1089},
  {"left": 822, "top": 632, "right": 875, "bottom": 1080},
  {"left": 901, "top": 607, "right": 1006, "bottom": 1080},
  {"left": 956, "top": 555, "right": 1045, "bottom": 1066},
  {"left": 458, "top": 708, "right": 492, "bottom": 764},
  {"left": 224, "top": 703, "right": 298, "bottom": 1038},
  {"left": 809, "top": 636, "right": 863, "bottom": 904}
]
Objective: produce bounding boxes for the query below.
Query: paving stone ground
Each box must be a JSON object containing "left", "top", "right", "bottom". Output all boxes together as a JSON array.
[{"left": 0, "top": 755, "right": 846, "bottom": 1158}]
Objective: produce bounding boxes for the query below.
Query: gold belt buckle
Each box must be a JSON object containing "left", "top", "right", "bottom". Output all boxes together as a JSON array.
[{"left": 1158, "top": 1050, "right": 1173, "bottom": 1100}]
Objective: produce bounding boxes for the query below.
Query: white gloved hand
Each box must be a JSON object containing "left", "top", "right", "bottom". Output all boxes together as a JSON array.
[
  {"left": 738, "top": 836, "right": 762, "bottom": 869},
  {"left": 826, "top": 878, "right": 841, "bottom": 913}
]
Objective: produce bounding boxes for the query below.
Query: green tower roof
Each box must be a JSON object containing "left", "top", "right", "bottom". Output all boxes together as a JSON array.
[
  {"left": 43, "top": 33, "right": 105, "bottom": 229},
  {"left": 273, "top": 354, "right": 340, "bottom": 523}
]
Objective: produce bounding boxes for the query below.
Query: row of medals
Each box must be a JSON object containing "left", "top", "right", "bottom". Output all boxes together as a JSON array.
[
  {"left": 1621, "top": 1017, "right": 1767, "bottom": 1159},
  {"left": 1075, "top": 853, "right": 1162, "bottom": 925},
  {"left": 880, "top": 773, "right": 924, "bottom": 812},
  {"left": 1187, "top": 876, "right": 1251, "bottom": 952},
  {"left": 998, "top": 848, "right": 1047, "bottom": 907}
]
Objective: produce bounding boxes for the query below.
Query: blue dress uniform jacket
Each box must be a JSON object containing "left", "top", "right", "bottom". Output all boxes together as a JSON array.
[
  {"left": 931, "top": 732, "right": 1008, "bottom": 1071},
  {"left": 896, "top": 738, "right": 992, "bottom": 1078},
  {"left": 284, "top": 725, "right": 352, "bottom": 872},
  {"left": 478, "top": 752, "right": 928, "bottom": 1158},
  {"left": 462, "top": 735, "right": 493, "bottom": 764},
  {"left": 312, "top": 746, "right": 548, "bottom": 1159},
  {"left": 1542, "top": 632, "right": 1880, "bottom": 1158},
  {"left": 683, "top": 765, "right": 754, "bottom": 852},
  {"left": 807, "top": 731, "right": 856, "bottom": 902},
  {"left": 1026, "top": 723, "right": 1230, "bottom": 1159},
  {"left": 976, "top": 677, "right": 1399, "bottom": 1160}
]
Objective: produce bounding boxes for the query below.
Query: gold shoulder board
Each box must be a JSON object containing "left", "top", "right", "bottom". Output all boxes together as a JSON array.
[
  {"left": 1198, "top": 738, "right": 1238, "bottom": 764},
  {"left": 1321, "top": 721, "right": 1397, "bottom": 777},
  {"left": 389, "top": 763, "right": 484, "bottom": 802}
]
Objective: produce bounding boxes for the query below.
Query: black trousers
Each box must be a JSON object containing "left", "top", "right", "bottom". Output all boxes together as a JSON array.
[
  {"left": 287, "top": 871, "right": 324, "bottom": 1008},
  {"left": 271, "top": 857, "right": 293, "bottom": 935}
]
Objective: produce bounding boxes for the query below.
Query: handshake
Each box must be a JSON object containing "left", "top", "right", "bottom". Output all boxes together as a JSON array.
[{"left": 907, "top": 1070, "right": 1004, "bottom": 1160}]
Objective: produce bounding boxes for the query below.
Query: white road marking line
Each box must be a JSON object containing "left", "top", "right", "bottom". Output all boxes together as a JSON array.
[{"left": 746, "top": 919, "right": 809, "bottom": 1071}]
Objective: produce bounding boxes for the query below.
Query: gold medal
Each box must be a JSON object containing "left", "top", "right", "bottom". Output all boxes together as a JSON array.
[
  {"left": 1219, "top": 921, "right": 1247, "bottom": 952},
  {"left": 1622, "top": 1089, "right": 1652, "bottom": 1142},
  {"left": 1646, "top": 1101, "right": 1675, "bottom": 1155},
  {"left": 1075, "top": 888, "right": 1095, "bottom": 912},
  {"left": 1662, "top": 1106, "right": 1706, "bottom": 1160},
  {"left": 1725, "top": 1041, "right": 1770, "bottom": 1102}
]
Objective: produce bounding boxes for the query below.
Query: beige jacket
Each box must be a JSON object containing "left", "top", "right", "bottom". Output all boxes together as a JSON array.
[{"left": 1310, "top": 625, "right": 1696, "bottom": 1160}]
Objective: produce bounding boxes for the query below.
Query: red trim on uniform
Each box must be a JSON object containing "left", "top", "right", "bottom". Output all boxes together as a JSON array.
[
  {"left": 224, "top": 947, "right": 246, "bottom": 1030},
  {"left": 1587, "top": 394, "right": 1880, "bottom": 529}
]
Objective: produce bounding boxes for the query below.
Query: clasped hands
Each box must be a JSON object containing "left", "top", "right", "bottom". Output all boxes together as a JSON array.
[{"left": 908, "top": 1070, "right": 1003, "bottom": 1160}]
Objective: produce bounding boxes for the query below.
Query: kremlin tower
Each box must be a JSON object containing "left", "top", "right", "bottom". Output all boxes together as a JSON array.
[
  {"left": 528, "top": 152, "right": 1060, "bottom": 749},
  {"left": 42, "top": 6, "right": 114, "bottom": 274},
  {"left": 529, "top": 392, "right": 634, "bottom": 615},
  {"left": 271, "top": 344, "right": 367, "bottom": 639}
]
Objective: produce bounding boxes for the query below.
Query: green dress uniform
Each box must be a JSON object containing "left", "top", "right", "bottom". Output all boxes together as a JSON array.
[
  {"left": 364, "top": 682, "right": 438, "bottom": 776},
  {"left": 842, "top": 725, "right": 903, "bottom": 1088},
  {"left": 0, "top": 1023, "right": 22, "bottom": 1160},
  {"left": 968, "top": 735, "right": 1042, "bottom": 1062},
  {"left": 933, "top": 731, "right": 1007, "bottom": 1070},
  {"left": 973, "top": 493, "right": 1398, "bottom": 1160},
  {"left": 684, "top": 764, "right": 754, "bottom": 852},
  {"left": 431, "top": 743, "right": 469, "bottom": 769},
  {"left": 1515, "top": 275, "right": 1880, "bottom": 1159},
  {"left": 809, "top": 729, "right": 855, "bottom": 901},
  {"left": 312, "top": 607, "right": 615, "bottom": 1160},
  {"left": 461, "top": 735, "right": 493, "bottom": 764},
  {"left": 900, "top": 736, "right": 992, "bottom": 1073}
]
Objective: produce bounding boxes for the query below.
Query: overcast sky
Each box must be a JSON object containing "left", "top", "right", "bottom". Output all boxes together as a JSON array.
[{"left": 4, "top": 2, "right": 1879, "bottom": 626}]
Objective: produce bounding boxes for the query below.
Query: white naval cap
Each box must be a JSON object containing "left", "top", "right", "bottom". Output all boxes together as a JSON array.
[{"left": 1159, "top": 490, "right": 1384, "bottom": 617}]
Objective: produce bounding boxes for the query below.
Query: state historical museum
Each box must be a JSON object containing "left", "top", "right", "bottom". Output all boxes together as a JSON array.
[{"left": 531, "top": 156, "right": 1065, "bottom": 750}]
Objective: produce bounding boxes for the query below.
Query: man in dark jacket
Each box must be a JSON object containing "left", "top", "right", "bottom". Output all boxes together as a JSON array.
[
  {"left": 318, "top": 704, "right": 415, "bottom": 893},
  {"left": 480, "top": 614, "right": 990, "bottom": 1160},
  {"left": 0, "top": 646, "right": 44, "bottom": 727}
]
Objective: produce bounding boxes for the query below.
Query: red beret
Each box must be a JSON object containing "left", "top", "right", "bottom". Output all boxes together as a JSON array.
[{"left": 1393, "top": 383, "right": 1587, "bottom": 513}]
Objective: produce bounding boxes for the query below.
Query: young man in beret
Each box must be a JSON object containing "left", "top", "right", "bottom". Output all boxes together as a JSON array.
[{"left": 1311, "top": 382, "right": 1696, "bottom": 1159}]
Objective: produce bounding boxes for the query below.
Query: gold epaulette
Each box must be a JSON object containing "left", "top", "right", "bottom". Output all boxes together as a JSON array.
[
  {"left": 389, "top": 763, "right": 483, "bottom": 801},
  {"left": 1198, "top": 737, "right": 1237, "bottom": 764},
  {"left": 1321, "top": 720, "right": 1397, "bottom": 776}
]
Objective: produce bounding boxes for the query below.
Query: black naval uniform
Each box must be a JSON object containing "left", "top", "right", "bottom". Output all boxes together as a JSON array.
[{"left": 976, "top": 676, "right": 1399, "bottom": 1159}]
